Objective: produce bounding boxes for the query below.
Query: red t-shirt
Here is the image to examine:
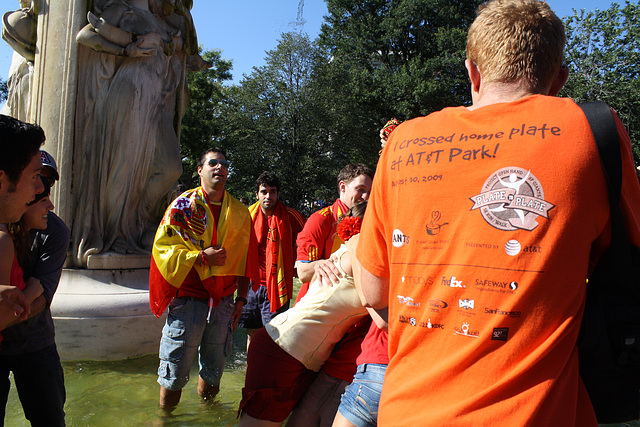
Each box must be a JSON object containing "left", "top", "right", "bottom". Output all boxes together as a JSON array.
[
  {"left": 295, "top": 198, "right": 348, "bottom": 301},
  {"left": 357, "top": 95, "right": 640, "bottom": 426},
  {"left": 356, "top": 321, "right": 389, "bottom": 366}
]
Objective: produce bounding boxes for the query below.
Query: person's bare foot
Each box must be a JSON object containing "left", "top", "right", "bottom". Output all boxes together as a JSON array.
[
  {"left": 159, "top": 386, "right": 181, "bottom": 413},
  {"left": 197, "top": 376, "right": 220, "bottom": 401}
]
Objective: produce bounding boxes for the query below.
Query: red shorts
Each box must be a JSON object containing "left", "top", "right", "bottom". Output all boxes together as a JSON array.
[{"left": 239, "top": 327, "right": 317, "bottom": 422}]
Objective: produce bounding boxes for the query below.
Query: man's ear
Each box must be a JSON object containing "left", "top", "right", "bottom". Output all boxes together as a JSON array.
[
  {"left": 465, "top": 59, "right": 481, "bottom": 95},
  {"left": 338, "top": 180, "right": 346, "bottom": 194},
  {"left": 548, "top": 64, "right": 569, "bottom": 96}
]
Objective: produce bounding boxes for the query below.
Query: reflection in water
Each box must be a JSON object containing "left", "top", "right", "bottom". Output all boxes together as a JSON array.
[{"left": 6, "top": 330, "right": 248, "bottom": 426}]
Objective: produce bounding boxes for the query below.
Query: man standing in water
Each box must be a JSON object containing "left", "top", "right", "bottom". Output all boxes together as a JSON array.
[
  {"left": 239, "top": 172, "right": 305, "bottom": 348},
  {"left": 357, "top": 0, "right": 640, "bottom": 425},
  {"left": 150, "top": 148, "right": 257, "bottom": 410}
]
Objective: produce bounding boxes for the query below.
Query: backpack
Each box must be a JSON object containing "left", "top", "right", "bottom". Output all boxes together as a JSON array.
[{"left": 577, "top": 101, "right": 640, "bottom": 423}]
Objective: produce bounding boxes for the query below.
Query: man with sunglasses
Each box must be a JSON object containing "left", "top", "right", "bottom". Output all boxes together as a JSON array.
[
  {"left": 0, "top": 150, "right": 70, "bottom": 426},
  {"left": 150, "top": 147, "right": 258, "bottom": 411}
]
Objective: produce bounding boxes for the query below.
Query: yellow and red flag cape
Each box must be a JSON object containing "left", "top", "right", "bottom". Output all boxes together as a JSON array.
[
  {"left": 149, "top": 187, "right": 252, "bottom": 317},
  {"left": 248, "top": 201, "right": 296, "bottom": 312}
]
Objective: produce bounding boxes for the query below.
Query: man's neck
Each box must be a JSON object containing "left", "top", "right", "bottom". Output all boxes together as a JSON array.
[
  {"left": 203, "top": 184, "right": 224, "bottom": 203},
  {"left": 468, "top": 81, "right": 547, "bottom": 111},
  {"left": 262, "top": 207, "right": 275, "bottom": 217}
]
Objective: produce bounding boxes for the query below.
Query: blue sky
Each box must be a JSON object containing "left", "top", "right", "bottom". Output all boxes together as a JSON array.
[{"left": 0, "top": 0, "right": 620, "bottom": 84}]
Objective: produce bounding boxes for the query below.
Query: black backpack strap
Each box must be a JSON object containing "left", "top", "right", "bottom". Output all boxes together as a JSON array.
[
  {"left": 578, "top": 101, "right": 622, "bottom": 208},
  {"left": 578, "top": 101, "right": 635, "bottom": 290}
]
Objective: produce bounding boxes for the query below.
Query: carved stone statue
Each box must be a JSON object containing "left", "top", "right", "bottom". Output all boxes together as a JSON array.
[
  {"left": 72, "top": 0, "right": 190, "bottom": 267},
  {"left": 1, "top": 1, "right": 37, "bottom": 121}
]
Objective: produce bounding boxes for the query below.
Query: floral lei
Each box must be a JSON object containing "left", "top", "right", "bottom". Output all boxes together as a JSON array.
[{"left": 337, "top": 216, "right": 363, "bottom": 241}]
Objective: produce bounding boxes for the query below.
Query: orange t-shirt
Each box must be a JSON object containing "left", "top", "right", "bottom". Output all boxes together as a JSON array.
[{"left": 357, "top": 95, "right": 640, "bottom": 426}]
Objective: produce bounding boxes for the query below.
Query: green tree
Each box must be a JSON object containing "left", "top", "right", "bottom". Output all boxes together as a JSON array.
[
  {"left": 218, "top": 32, "right": 339, "bottom": 212},
  {"left": 180, "top": 49, "right": 233, "bottom": 187},
  {"left": 315, "top": 0, "right": 481, "bottom": 167},
  {"left": 562, "top": 1, "right": 640, "bottom": 163}
]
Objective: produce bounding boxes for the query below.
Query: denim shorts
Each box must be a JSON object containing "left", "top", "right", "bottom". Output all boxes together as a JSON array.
[
  {"left": 337, "top": 363, "right": 387, "bottom": 427},
  {"left": 157, "top": 295, "right": 235, "bottom": 391},
  {"left": 238, "top": 285, "right": 290, "bottom": 329}
]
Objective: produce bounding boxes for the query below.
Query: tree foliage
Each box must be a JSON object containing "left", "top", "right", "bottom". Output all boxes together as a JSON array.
[
  {"left": 562, "top": 1, "right": 640, "bottom": 163},
  {"left": 314, "top": 0, "right": 480, "bottom": 168},
  {"left": 180, "top": 49, "right": 233, "bottom": 187},
  {"left": 217, "top": 33, "right": 339, "bottom": 212}
]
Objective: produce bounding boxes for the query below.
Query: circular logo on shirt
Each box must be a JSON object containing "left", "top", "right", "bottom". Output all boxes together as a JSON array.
[
  {"left": 505, "top": 240, "right": 522, "bottom": 256},
  {"left": 392, "top": 229, "right": 410, "bottom": 248},
  {"left": 470, "top": 167, "right": 555, "bottom": 231}
]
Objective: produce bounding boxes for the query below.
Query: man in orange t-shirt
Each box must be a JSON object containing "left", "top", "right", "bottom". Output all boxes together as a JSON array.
[{"left": 357, "top": 1, "right": 640, "bottom": 426}]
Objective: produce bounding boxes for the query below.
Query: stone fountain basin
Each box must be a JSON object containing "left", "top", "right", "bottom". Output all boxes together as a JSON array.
[{"left": 50, "top": 267, "right": 166, "bottom": 362}]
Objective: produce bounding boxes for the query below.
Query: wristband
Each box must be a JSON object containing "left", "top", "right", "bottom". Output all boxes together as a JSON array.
[
  {"left": 235, "top": 296, "right": 247, "bottom": 305},
  {"left": 200, "top": 250, "right": 208, "bottom": 266}
]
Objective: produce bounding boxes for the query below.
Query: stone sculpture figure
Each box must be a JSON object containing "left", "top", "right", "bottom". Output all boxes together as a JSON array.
[
  {"left": 73, "top": 0, "right": 188, "bottom": 267},
  {"left": 1, "top": 1, "right": 37, "bottom": 121}
]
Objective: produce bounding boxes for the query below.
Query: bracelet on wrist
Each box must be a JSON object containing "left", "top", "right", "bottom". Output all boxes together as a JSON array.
[
  {"left": 235, "top": 296, "right": 247, "bottom": 305},
  {"left": 200, "top": 250, "right": 208, "bottom": 266}
]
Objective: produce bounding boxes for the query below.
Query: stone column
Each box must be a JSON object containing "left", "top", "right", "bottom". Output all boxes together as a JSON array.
[{"left": 29, "top": 0, "right": 86, "bottom": 227}]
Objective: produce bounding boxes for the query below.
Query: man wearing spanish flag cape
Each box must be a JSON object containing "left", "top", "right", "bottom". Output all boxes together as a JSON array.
[
  {"left": 239, "top": 172, "right": 305, "bottom": 349},
  {"left": 150, "top": 148, "right": 257, "bottom": 411}
]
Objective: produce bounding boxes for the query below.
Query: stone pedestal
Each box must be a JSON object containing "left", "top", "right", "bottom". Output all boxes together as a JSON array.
[
  {"left": 51, "top": 268, "right": 165, "bottom": 362},
  {"left": 30, "top": 0, "right": 85, "bottom": 227}
]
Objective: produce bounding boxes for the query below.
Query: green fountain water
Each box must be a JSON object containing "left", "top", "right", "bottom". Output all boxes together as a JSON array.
[{"left": 5, "top": 330, "right": 248, "bottom": 426}]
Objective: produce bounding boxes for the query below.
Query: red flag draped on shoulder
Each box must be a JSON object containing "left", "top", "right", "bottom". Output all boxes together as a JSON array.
[{"left": 249, "top": 201, "right": 296, "bottom": 312}]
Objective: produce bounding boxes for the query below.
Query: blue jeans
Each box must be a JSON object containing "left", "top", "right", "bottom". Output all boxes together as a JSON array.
[
  {"left": 337, "top": 364, "right": 387, "bottom": 427},
  {"left": 0, "top": 344, "right": 66, "bottom": 427},
  {"left": 238, "top": 285, "right": 290, "bottom": 329},
  {"left": 157, "top": 295, "right": 235, "bottom": 391}
]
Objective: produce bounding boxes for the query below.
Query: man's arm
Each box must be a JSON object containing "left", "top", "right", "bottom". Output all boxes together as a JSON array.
[
  {"left": 296, "top": 259, "right": 342, "bottom": 285},
  {"left": 230, "top": 276, "right": 250, "bottom": 331},
  {"left": 360, "top": 264, "right": 390, "bottom": 310},
  {"left": 295, "top": 209, "right": 342, "bottom": 285},
  {"left": 0, "top": 285, "right": 30, "bottom": 328},
  {"left": 366, "top": 307, "right": 388, "bottom": 331},
  {"left": 27, "top": 215, "right": 70, "bottom": 317},
  {"left": 2, "top": 277, "right": 44, "bottom": 328},
  {"left": 347, "top": 235, "right": 388, "bottom": 328}
]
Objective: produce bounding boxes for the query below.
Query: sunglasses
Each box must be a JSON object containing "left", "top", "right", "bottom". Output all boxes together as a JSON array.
[{"left": 207, "top": 159, "right": 230, "bottom": 169}]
